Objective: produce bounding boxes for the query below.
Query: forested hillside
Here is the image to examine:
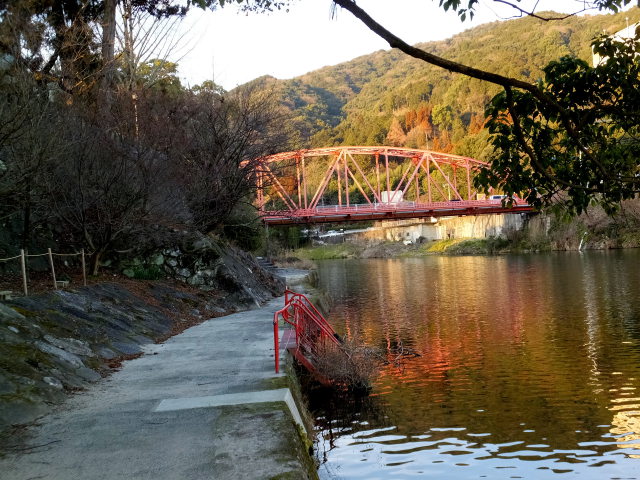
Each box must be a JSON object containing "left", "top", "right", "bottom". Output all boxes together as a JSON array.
[{"left": 264, "top": 8, "right": 639, "bottom": 159}]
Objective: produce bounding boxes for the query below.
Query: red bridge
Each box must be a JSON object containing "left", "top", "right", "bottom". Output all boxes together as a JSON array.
[{"left": 253, "top": 146, "right": 532, "bottom": 225}]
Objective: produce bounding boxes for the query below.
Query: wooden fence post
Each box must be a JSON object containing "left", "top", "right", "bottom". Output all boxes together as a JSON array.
[
  {"left": 48, "top": 248, "right": 57, "bottom": 289},
  {"left": 20, "top": 249, "right": 28, "bottom": 296},
  {"left": 81, "top": 249, "right": 87, "bottom": 286}
]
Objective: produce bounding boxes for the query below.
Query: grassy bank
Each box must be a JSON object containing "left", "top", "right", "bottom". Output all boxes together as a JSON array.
[
  {"left": 424, "top": 238, "right": 511, "bottom": 255},
  {"left": 288, "top": 244, "right": 362, "bottom": 260},
  {"left": 278, "top": 238, "right": 514, "bottom": 260}
]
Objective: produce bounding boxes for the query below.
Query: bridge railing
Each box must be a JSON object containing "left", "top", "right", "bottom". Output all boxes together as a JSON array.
[
  {"left": 316, "top": 199, "right": 524, "bottom": 210},
  {"left": 272, "top": 289, "right": 340, "bottom": 373},
  {"left": 261, "top": 198, "right": 532, "bottom": 223}
]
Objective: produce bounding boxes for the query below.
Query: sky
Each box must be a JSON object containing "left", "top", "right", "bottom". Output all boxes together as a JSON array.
[{"left": 170, "top": 0, "right": 628, "bottom": 90}]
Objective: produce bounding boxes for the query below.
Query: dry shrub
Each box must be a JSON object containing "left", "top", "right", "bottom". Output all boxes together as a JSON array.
[{"left": 311, "top": 337, "right": 382, "bottom": 392}]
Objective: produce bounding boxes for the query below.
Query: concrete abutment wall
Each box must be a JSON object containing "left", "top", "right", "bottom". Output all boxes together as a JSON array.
[{"left": 353, "top": 213, "right": 528, "bottom": 243}]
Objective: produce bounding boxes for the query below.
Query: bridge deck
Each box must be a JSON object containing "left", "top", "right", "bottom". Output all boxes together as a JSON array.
[{"left": 262, "top": 200, "right": 533, "bottom": 225}]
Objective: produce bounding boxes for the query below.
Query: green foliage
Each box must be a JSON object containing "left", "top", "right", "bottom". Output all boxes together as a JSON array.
[
  {"left": 192, "top": 80, "right": 226, "bottom": 95},
  {"left": 432, "top": 104, "right": 455, "bottom": 130},
  {"left": 438, "top": 0, "right": 634, "bottom": 22},
  {"left": 134, "top": 59, "right": 183, "bottom": 94},
  {"left": 293, "top": 243, "right": 360, "bottom": 260},
  {"left": 222, "top": 205, "right": 264, "bottom": 252},
  {"left": 456, "top": 237, "right": 510, "bottom": 254},
  {"left": 425, "top": 237, "right": 509, "bottom": 254},
  {"left": 215, "top": 0, "right": 289, "bottom": 12},
  {"left": 426, "top": 238, "right": 461, "bottom": 252},
  {"left": 130, "top": 264, "right": 165, "bottom": 280},
  {"left": 146, "top": 0, "right": 290, "bottom": 16},
  {"left": 476, "top": 30, "right": 640, "bottom": 214},
  {"left": 265, "top": 226, "right": 311, "bottom": 252},
  {"left": 285, "top": 227, "right": 301, "bottom": 249},
  {"left": 226, "top": 225, "right": 263, "bottom": 251}
]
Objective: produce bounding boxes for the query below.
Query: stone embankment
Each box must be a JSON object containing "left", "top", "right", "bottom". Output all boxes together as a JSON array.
[{"left": 120, "top": 233, "right": 282, "bottom": 308}]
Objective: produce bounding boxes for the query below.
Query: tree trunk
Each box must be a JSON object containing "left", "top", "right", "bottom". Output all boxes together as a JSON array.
[
  {"left": 20, "top": 198, "right": 31, "bottom": 251},
  {"left": 49, "top": 1, "right": 71, "bottom": 92},
  {"left": 90, "top": 249, "right": 104, "bottom": 276},
  {"left": 100, "top": 0, "right": 118, "bottom": 103}
]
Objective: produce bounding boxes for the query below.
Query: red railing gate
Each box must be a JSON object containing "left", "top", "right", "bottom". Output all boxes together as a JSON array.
[{"left": 273, "top": 290, "right": 340, "bottom": 374}]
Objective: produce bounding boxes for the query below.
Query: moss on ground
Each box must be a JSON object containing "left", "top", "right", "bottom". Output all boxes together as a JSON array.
[
  {"left": 262, "top": 375, "right": 289, "bottom": 391},
  {"left": 285, "top": 361, "right": 316, "bottom": 439},
  {"left": 292, "top": 244, "right": 362, "bottom": 260},
  {"left": 214, "top": 401, "right": 319, "bottom": 480},
  {"left": 426, "top": 238, "right": 463, "bottom": 253}
]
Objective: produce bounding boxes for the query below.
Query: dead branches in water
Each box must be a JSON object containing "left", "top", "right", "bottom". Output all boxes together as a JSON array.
[
  {"left": 386, "top": 340, "right": 421, "bottom": 371},
  {"left": 309, "top": 335, "right": 423, "bottom": 392},
  {"left": 311, "top": 338, "right": 381, "bottom": 392}
]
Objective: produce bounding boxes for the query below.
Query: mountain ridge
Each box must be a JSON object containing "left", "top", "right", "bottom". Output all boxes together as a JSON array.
[{"left": 249, "top": 8, "right": 639, "bottom": 158}]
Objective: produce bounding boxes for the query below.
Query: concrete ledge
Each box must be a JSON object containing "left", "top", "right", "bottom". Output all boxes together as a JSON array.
[{"left": 154, "top": 387, "right": 306, "bottom": 433}]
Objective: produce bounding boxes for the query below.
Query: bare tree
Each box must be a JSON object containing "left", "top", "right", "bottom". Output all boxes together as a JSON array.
[
  {"left": 116, "top": 0, "right": 191, "bottom": 92},
  {"left": 161, "top": 85, "right": 292, "bottom": 234},
  {"left": 0, "top": 73, "right": 66, "bottom": 250},
  {"left": 46, "top": 99, "right": 169, "bottom": 274}
]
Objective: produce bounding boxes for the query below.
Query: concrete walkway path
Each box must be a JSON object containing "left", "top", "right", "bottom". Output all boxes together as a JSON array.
[{"left": 1, "top": 294, "right": 315, "bottom": 480}]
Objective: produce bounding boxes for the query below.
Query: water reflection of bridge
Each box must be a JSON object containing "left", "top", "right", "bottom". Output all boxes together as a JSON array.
[{"left": 253, "top": 146, "right": 532, "bottom": 225}]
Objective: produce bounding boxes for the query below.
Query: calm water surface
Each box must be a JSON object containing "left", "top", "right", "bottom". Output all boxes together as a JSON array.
[{"left": 308, "top": 251, "right": 640, "bottom": 479}]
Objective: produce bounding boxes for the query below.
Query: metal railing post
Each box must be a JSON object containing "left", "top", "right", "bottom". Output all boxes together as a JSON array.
[
  {"left": 273, "top": 312, "right": 280, "bottom": 373},
  {"left": 48, "top": 248, "right": 57, "bottom": 289},
  {"left": 20, "top": 249, "right": 28, "bottom": 296}
]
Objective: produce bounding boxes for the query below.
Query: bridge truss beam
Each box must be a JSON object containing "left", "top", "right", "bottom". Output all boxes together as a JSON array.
[{"left": 252, "top": 146, "right": 531, "bottom": 225}]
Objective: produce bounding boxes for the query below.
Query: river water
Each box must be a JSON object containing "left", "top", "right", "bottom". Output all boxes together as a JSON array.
[{"left": 307, "top": 251, "right": 640, "bottom": 479}]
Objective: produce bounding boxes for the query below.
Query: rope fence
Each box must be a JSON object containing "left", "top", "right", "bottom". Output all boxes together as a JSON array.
[{"left": 0, "top": 248, "right": 88, "bottom": 297}]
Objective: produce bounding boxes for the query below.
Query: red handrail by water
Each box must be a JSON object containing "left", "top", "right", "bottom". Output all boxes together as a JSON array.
[{"left": 273, "top": 290, "right": 340, "bottom": 374}]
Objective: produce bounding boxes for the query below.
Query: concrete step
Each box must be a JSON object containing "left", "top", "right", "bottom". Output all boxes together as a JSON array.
[{"left": 256, "top": 257, "right": 277, "bottom": 271}]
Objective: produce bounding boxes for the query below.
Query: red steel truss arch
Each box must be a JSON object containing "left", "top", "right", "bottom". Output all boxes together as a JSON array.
[{"left": 252, "top": 146, "right": 531, "bottom": 225}]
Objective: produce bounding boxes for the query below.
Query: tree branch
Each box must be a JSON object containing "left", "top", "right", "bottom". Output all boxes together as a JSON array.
[
  {"left": 333, "top": 0, "right": 539, "bottom": 93},
  {"left": 493, "top": 0, "right": 589, "bottom": 21}
]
